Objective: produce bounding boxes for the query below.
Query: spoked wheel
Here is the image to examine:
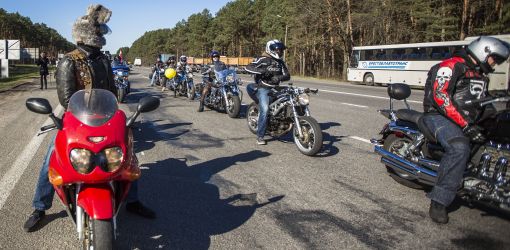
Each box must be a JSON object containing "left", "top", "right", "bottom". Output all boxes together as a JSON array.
[
  {"left": 293, "top": 116, "right": 323, "bottom": 156},
  {"left": 226, "top": 94, "right": 241, "bottom": 118},
  {"left": 82, "top": 215, "right": 114, "bottom": 250},
  {"left": 246, "top": 102, "right": 259, "bottom": 134},
  {"left": 383, "top": 134, "right": 426, "bottom": 189}
]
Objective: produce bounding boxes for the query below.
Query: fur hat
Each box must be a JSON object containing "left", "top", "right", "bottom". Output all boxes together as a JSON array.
[{"left": 72, "top": 4, "right": 112, "bottom": 48}]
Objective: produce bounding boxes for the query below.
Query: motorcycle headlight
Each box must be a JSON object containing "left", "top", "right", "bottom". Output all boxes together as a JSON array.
[
  {"left": 104, "top": 147, "right": 123, "bottom": 172},
  {"left": 116, "top": 71, "right": 123, "bottom": 76},
  {"left": 226, "top": 74, "right": 234, "bottom": 83},
  {"left": 298, "top": 93, "right": 310, "bottom": 106},
  {"left": 70, "top": 149, "right": 93, "bottom": 174}
]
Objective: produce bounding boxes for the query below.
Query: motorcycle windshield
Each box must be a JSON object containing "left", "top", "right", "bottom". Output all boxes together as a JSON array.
[
  {"left": 67, "top": 89, "right": 118, "bottom": 127},
  {"left": 215, "top": 69, "right": 236, "bottom": 84}
]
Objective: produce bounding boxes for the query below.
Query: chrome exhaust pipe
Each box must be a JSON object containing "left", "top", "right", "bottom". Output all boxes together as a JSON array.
[
  {"left": 375, "top": 146, "right": 437, "bottom": 184},
  {"left": 493, "top": 157, "right": 508, "bottom": 186},
  {"left": 478, "top": 153, "right": 491, "bottom": 179}
]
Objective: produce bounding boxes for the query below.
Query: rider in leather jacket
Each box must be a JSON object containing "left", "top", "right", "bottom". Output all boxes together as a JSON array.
[
  {"left": 422, "top": 36, "right": 510, "bottom": 224},
  {"left": 24, "top": 4, "right": 155, "bottom": 233},
  {"left": 245, "top": 40, "right": 290, "bottom": 145},
  {"left": 198, "top": 50, "right": 227, "bottom": 112}
]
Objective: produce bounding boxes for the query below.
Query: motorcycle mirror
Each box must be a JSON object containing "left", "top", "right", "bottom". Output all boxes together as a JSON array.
[
  {"left": 26, "top": 98, "right": 53, "bottom": 114},
  {"left": 137, "top": 96, "right": 160, "bottom": 113}
]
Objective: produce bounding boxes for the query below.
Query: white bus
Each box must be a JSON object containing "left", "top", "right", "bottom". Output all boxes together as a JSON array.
[{"left": 347, "top": 35, "right": 510, "bottom": 90}]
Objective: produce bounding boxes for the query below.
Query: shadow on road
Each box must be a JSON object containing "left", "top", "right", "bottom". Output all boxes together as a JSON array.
[{"left": 116, "top": 150, "right": 283, "bottom": 249}]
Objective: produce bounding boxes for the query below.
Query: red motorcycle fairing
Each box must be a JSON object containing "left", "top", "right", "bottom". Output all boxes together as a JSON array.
[
  {"left": 52, "top": 110, "right": 131, "bottom": 184},
  {"left": 77, "top": 184, "right": 115, "bottom": 220}
]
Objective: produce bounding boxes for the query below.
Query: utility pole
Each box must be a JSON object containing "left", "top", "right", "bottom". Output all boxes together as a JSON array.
[{"left": 284, "top": 24, "right": 288, "bottom": 61}]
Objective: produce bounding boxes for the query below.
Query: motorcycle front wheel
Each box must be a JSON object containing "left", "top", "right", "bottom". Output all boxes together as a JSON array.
[
  {"left": 83, "top": 216, "right": 113, "bottom": 250},
  {"left": 226, "top": 93, "right": 241, "bottom": 118},
  {"left": 188, "top": 84, "right": 196, "bottom": 100},
  {"left": 117, "top": 88, "right": 125, "bottom": 103},
  {"left": 246, "top": 102, "right": 258, "bottom": 134},
  {"left": 293, "top": 116, "right": 323, "bottom": 156}
]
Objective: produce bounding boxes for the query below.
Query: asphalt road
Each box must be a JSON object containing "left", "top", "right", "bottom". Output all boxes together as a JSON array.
[{"left": 0, "top": 67, "right": 508, "bottom": 249}]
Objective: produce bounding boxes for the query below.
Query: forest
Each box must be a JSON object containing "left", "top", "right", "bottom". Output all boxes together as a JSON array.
[
  {"left": 125, "top": 0, "right": 509, "bottom": 79},
  {"left": 0, "top": 8, "right": 75, "bottom": 58}
]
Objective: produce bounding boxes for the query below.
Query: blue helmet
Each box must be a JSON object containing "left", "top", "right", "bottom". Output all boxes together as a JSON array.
[{"left": 210, "top": 50, "right": 220, "bottom": 59}]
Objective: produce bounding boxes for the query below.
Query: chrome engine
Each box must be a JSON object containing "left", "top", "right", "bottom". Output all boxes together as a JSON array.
[{"left": 463, "top": 142, "right": 510, "bottom": 211}]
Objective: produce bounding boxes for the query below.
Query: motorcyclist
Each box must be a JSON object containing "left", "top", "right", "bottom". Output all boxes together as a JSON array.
[
  {"left": 161, "top": 55, "right": 177, "bottom": 91},
  {"left": 245, "top": 40, "right": 290, "bottom": 145},
  {"left": 198, "top": 50, "right": 227, "bottom": 112},
  {"left": 23, "top": 4, "right": 156, "bottom": 233},
  {"left": 422, "top": 36, "right": 510, "bottom": 224},
  {"left": 149, "top": 58, "right": 164, "bottom": 87}
]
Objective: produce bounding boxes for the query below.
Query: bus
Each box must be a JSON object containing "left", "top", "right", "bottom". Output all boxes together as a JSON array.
[{"left": 347, "top": 35, "right": 510, "bottom": 90}]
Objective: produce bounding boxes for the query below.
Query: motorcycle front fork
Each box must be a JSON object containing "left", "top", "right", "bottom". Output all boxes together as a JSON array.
[{"left": 291, "top": 102, "right": 304, "bottom": 138}]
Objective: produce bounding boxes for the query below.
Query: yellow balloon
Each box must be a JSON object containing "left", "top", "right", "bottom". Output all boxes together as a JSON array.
[{"left": 165, "top": 68, "right": 176, "bottom": 79}]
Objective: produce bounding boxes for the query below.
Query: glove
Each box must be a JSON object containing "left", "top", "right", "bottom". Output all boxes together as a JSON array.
[
  {"left": 270, "top": 76, "right": 280, "bottom": 84},
  {"left": 463, "top": 125, "right": 486, "bottom": 143}
]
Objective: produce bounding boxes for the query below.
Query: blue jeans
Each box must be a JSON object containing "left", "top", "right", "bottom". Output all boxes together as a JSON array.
[
  {"left": 422, "top": 114, "right": 470, "bottom": 207},
  {"left": 256, "top": 88, "right": 270, "bottom": 138},
  {"left": 33, "top": 137, "right": 140, "bottom": 210}
]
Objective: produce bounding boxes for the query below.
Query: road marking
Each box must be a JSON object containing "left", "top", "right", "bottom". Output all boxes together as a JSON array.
[
  {"left": 348, "top": 136, "right": 372, "bottom": 144},
  {"left": 0, "top": 105, "right": 63, "bottom": 210},
  {"left": 238, "top": 84, "right": 422, "bottom": 104},
  {"left": 340, "top": 102, "right": 368, "bottom": 108},
  {"left": 319, "top": 89, "right": 422, "bottom": 104}
]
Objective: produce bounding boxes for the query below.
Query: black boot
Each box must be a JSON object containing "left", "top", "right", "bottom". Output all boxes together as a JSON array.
[
  {"left": 23, "top": 209, "right": 45, "bottom": 232},
  {"left": 198, "top": 101, "right": 204, "bottom": 112},
  {"left": 429, "top": 200, "right": 448, "bottom": 224},
  {"left": 126, "top": 201, "right": 156, "bottom": 219}
]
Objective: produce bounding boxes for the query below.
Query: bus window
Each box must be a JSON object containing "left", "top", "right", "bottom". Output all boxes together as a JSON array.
[
  {"left": 350, "top": 50, "right": 360, "bottom": 67},
  {"left": 360, "top": 50, "right": 374, "bottom": 61}
]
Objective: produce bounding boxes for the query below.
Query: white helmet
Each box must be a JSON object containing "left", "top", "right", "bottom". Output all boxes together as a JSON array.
[
  {"left": 180, "top": 55, "right": 187, "bottom": 63},
  {"left": 265, "top": 40, "right": 286, "bottom": 60},
  {"left": 466, "top": 36, "right": 510, "bottom": 74}
]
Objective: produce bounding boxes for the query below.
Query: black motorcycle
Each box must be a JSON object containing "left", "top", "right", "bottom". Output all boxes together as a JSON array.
[
  {"left": 246, "top": 83, "right": 323, "bottom": 156},
  {"left": 372, "top": 83, "right": 510, "bottom": 212},
  {"left": 113, "top": 69, "right": 129, "bottom": 103},
  {"left": 201, "top": 69, "right": 242, "bottom": 118}
]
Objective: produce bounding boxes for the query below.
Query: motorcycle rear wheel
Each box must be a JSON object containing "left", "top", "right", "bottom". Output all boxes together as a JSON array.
[
  {"left": 383, "top": 134, "right": 426, "bottom": 189},
  {"left": 293, "top": 116, "right": 323, "bottom": 156}
]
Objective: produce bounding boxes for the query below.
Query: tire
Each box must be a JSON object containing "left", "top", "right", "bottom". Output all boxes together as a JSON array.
[
  {"left": 188, "top": 84, "right": 196, "bottom": 100},
  {"left": 293, "top": 116, "right": 323, "bottom": 156},
  {"left": 363, "top": 73, "right": 375, "bottom": 86},
  {"left": 82, "top": 216, "right": 113, "bottom": 250},
  {"left": 226, "top": 94, "right": 241, "bottom": 118},
  {"left": 246, "top": 102, "right": 259, "bottom": 135},
  {"left": 117, "top": 88, "right": 125, "bottom": 103},
  {"left": 383, "top": 134, "right": 426, "bottom": 189}
]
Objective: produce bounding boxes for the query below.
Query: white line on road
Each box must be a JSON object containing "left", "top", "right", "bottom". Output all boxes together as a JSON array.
[
  {"left": 0, "top": 105, "right": 63, "bottom": 210},
  {"left": 239, "top": 85, "right": 422, "bottom": 104},
  {"left": 348, "top": 136, "right": 372, "bottom": 144},
  {"left": 340, "top": 102, "right": 368, "bottom": 108},
  {"left": 319, "top": 89, "right": 422, "bottom": 104}
]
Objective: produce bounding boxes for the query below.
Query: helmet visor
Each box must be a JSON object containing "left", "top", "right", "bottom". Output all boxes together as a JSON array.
[
  {"left": 492, "top": 54, "right": 508, "bottom": 65},
  {"left": 98, "top": 24, "right": 112, "bottom": 35}
]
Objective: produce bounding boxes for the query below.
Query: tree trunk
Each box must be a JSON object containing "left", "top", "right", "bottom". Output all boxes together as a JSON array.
[{"left": 460, "top": 0, "right": 469, "bottom": 40}]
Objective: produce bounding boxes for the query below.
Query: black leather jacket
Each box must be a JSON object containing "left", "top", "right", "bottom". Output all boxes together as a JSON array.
[
  {"left": 423, "top": 51, "right": 489, "bottom": 127},
  {"left": 56, "top": 44, "right": 116, "bottom": 109},
  {"left": 245, "top": 52, "right": 290, "bottom": 88}
]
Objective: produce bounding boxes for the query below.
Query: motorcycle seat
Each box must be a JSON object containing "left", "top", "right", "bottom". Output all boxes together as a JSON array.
[{"left": 396, "top": 109, "right": 437, "bottom": 143}]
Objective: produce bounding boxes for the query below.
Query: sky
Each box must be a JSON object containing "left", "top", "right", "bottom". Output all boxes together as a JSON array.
[{"left": 0, "top": 0, "right": 231, "bottom": 53}]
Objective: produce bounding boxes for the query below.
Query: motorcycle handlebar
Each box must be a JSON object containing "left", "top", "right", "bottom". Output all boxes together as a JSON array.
[{"left": 465, "top": 96, "right": 510, "bottom": 106}]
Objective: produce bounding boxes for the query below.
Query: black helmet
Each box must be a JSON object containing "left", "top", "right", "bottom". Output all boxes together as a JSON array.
[
  {"left": 210, "top": 50, "right": 220, "bottom": 59},
  {"left": 466, "top": 36, "right": 510, "bottom": 74},
  {"left": 266, "top": 39, "right": 286, "bottom": 59}
]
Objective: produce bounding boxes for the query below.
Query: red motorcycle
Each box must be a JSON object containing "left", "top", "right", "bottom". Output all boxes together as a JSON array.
[{"left": 26, "top": 89, "right": 159, "bottom": 249}]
